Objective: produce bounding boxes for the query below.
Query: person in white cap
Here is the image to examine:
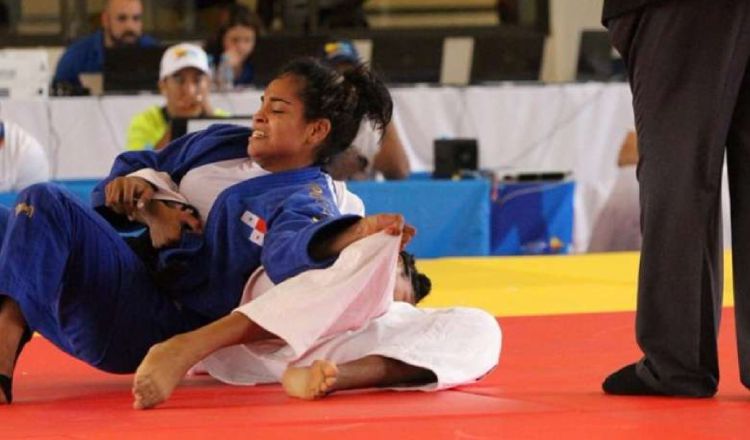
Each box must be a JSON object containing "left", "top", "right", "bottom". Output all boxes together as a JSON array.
[{"left": 126, "top": 43, "right": 230, "bottom": 151}]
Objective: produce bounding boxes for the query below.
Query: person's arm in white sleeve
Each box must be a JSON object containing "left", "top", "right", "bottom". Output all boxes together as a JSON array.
[
  {"left": 330, "top": 179, "right": 365, "bottom": 216},
  {"left": 372, "top": 122, "right": 410, "bottom": 180},
  {"left": 6, "top": 122, "right": 50, "bottom": 191}
]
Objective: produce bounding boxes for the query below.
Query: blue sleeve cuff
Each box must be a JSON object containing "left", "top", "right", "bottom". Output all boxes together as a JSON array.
[{"left": 264, "top": 214, "right": 361, "bottom": 283}]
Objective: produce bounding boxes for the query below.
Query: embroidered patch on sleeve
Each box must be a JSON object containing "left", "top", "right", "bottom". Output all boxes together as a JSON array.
[
  {"left": 308, "top": 183, "right": 334, "bottom": 219},
  {"left": 241, "top": 210, "right": 267, "bottom": 246},
  {"left": 15, "top": 203, "right": 34, "bottom": 218}
]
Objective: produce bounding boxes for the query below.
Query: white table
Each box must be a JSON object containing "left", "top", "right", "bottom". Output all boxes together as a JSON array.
[{"left": 4, "top": 82, "right": 721, "bottom": 252}]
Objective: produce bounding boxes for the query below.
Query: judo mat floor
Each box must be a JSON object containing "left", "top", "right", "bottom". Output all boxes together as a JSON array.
[{"left": 4, "top": 251, "right": 749, "bottom": 439}]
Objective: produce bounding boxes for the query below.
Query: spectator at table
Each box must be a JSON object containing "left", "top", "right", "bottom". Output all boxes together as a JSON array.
[
  {"left": 204, "top": 4, "right": 264, "bottom": 88},
  {"left": 52, "top": 0, "right": 158, "bottom": 91},
  {"left": 126, "top": 43, "right": 229, "bottom": 151},
  {"left": 0, "top": 120, "right": 50, "bottom": 192}
]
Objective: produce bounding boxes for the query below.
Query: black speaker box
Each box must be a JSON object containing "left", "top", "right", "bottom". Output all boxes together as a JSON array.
[{"left": 433, "top": 139, "right": 478, "bottom": 179}]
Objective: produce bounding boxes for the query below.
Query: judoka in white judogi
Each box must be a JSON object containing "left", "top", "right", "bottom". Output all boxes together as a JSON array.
[{"left": 193, "top": 232, "right": 502, "bottom": 392}]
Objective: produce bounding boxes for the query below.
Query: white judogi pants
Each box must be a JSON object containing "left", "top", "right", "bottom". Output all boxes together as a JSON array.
[{"left": 194, "top": 233, "right": 502, "bottom": 391}]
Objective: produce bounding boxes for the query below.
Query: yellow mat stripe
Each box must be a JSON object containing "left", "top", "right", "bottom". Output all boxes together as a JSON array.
[{"left": 418, "top": 251, "right": 735, "bottom": 317}]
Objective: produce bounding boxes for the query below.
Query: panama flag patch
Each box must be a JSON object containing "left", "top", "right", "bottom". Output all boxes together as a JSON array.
[{"left": 241, "top": 210, "right": 267, "bottom": 246}]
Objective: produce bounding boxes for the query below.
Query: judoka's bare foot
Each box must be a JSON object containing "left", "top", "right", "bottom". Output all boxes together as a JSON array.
[
  {"left": 282, "top": 360, "right": 339, "bottom": 400},
  {"left": 132, "top": 335, "right": 200, "bottom": 410}
]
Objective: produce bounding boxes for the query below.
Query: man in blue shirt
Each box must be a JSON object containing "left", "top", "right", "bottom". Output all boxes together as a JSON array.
[{"left": 52, "top": 0, "right": 158, "bottom": 89}]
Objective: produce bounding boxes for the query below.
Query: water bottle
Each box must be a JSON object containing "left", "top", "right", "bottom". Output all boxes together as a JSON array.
[{"left": 216, "top": 54, "right": 234, "bottom": 92}]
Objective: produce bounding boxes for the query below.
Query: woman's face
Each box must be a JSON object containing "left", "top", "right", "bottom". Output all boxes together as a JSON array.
[
  {"left": 223, "top": 24, "right": 256, "bottom": 60},
  {"left": 249, "top": 74, "right": 329, "bottom": 171},
  {"left": 393, "top": 255, "right": 416, "bottom": 304}
]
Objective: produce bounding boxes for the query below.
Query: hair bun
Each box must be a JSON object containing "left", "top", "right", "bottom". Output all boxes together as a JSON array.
[{"left": 277, "top": 58, "right": 393, "bottom": 164}]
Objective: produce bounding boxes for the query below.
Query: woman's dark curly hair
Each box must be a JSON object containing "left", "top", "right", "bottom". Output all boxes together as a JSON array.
[
  {"left": 276, "top": 57, "right": 393, "bottom": 165},
  {"left": 400, "top": 251, "right": 432, "bottom": 304}
]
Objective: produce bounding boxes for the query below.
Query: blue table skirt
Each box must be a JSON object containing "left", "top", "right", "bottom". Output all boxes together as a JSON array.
[
  {"left": 0, "top": 180, "right": 97, "bottom": 207},
  {"left": 1, "top": 178, "right": 573, "bottom": 258},
  {"left": 491, "top": 181, "right": 575, "bottom": 255},
  {"left": 348, "top": 179, "right": 491, "bottom": 258}
]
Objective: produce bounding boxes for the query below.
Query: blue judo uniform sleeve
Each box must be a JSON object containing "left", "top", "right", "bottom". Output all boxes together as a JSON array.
[{"left": 261, "top": 191, "right": 361, "bottom": 283}]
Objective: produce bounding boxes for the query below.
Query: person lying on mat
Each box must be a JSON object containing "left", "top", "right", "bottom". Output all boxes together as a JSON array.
[
  {"left": 131, "top": 232, "right": 501, "bottom": 409},
  {"left": 0, "top": 58, "right": 399, "bottom": 405}
]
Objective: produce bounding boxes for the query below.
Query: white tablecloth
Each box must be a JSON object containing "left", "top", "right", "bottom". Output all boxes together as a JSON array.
[{"left": 2, "top": 83, "right": 729, "bottom": 252}]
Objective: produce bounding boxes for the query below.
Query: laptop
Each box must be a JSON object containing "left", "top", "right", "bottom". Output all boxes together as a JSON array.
[
  {"left": 171, "top": 116, "right": 254, "bottom": 139},
  {"left": 370, "top": 34, "right": 443, "bottom": 84},
  {"left": 470, "top": 29, "right": 544, "bottom": 84},
  {"left": 250, "top": 34, "right": 329, "bottom": 87},
  {"left": 103, "top": 46, "right": 166, "bottom": 93}
]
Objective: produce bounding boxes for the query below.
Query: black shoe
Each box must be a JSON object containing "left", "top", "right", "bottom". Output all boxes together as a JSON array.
[
  {"left": 602, "top": 363, "right": 665, "bottom": 396},
  {"left": 0, "top": 327, "right": 33, "bottom": 404}
]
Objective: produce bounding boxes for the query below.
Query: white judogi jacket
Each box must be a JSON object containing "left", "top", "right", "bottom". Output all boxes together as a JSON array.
[{"left": 194, "top": 233, "right": 502, "bottom": 391}]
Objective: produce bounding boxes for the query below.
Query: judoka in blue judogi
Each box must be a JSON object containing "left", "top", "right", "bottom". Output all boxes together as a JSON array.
[{"left": 0, "top": 124, "right": 359, "bottom": 374}]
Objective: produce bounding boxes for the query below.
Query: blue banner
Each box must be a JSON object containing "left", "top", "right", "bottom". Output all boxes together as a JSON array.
[
  {"left": 491, "top": 181, "right": 575, "bottom": 255},
  {"left": 349, "top": 179, "right": 491, "bottom": 258}
]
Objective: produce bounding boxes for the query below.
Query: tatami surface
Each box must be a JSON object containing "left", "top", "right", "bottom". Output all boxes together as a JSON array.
[
  {"left": 3, "top": 251, "right": 747, "bottom": 439},
  {"left": 420, "top": 251, "right": 734, "bottom": 316}
]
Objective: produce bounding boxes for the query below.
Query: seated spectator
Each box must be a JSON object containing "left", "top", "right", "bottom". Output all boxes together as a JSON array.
[
  {"left": 322, "top": 40, "right": 410, "bottom": 180},
  {"left": 588, "top": 130, "right": 641, "bottom": 252},
  {"left": 0, "top": 120, "right": 50, "bottom": 192},
  {"left": 204, "top": 4, "right": 263, "bottom": 88},
  {"left": 52, "top": 0, "right": 158, "bottom": 91},
  {"left": 126, "top": 43, "right": 229, "bottom": 151}
]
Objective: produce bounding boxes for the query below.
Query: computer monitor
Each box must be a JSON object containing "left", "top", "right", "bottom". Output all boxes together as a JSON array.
[
  {"left": 171, "top": 116, "right": 253, "bottom": 139},
  {"left": 370, "top": 34, "right": 443, "bottom": 84},
  {"left": 103, "top": 46, "right": 166, "bottom": 93},
  {"left": 470, "top": 29, "right": 544, "bottom": 84},
  {"left": 576, "top": 30, "right": 624, "bottom": 81},
  {"left": 433, "top": 138, "right": 478, "bottom": 179},
  {"left": 251, "top": 34, "right": 329, "bottom": 87}
]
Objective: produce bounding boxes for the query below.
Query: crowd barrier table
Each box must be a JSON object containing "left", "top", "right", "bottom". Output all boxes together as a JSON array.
[
  {"left": 0, "top": 178, "right": 575, "bottom": 259},
  {"left": 0, "top": 83, "right": 636, "bottom": 251},
  {"left": 0, "top": 180, "right": 96, "bottom": 206},
  {"left": 348, "top": 179, "right": 491, "bottom": 258},
  {"left": 491, "top": 181, "right": 575, "bottom": 255},
  {"left": 350, "top": 178, "right": 575, "bottom": 258}
]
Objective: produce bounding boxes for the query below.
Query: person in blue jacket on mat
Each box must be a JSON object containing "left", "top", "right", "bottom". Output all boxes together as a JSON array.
[{"left": 0, "top": 58, "right": 402, "bottom": 404}]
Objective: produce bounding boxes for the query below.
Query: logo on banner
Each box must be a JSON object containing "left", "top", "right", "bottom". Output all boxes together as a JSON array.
[{"left": 241, "top": 210, "right": 267, "bottom": 246}]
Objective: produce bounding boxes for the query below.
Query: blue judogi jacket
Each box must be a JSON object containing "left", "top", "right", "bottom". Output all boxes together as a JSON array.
[{"left": 92, "top": 124, "right": 360, "bottom": 320}]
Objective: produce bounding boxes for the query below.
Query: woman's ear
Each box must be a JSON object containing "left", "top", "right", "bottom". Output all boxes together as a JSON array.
[
  {"left": 158, "top": 78, "right": 168, "bottom": 97},
  {"left": 307, "top": 118, "right": 332, "bottom": 146}
]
